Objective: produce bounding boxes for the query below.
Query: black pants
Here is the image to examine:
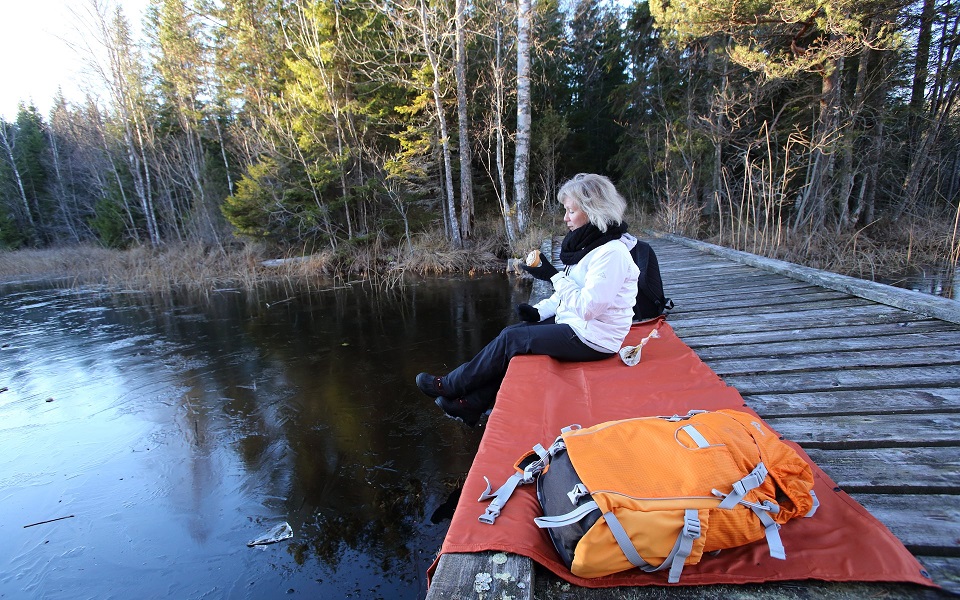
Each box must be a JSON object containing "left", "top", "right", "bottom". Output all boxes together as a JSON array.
[{"left": 441, "top": 317, "right": 613, "bottom": 406}]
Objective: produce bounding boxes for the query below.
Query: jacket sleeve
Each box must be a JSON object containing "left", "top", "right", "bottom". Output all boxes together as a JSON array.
[
  {"left": 534, "top": 291, "right": 560, "bottom": 320},
  {"left": 551, "top": 246, "right": 632, "bottom": 321}
]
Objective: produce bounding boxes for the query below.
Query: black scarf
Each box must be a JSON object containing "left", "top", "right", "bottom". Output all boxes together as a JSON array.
[{"left": 559, "top": 221, "right": 628, "bottom": 265}]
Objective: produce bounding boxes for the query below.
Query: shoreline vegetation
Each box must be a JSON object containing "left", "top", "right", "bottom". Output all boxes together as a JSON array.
[
  {"left": 1, "top": 209, "right": 956, "bottom": 298},
  {"left": 0, "top": 227, "right": 511, "bottom": 294}
]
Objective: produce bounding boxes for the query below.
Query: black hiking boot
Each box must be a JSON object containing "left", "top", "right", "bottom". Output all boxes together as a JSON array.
[
  {"left": 416, "top": 372, "right": 446, "bottom": 398},
  {"left": 434, "top": 396, "right": 485, "bottom": 428}
]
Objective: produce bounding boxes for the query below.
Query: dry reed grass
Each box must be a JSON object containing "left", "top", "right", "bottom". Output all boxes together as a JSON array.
[
  {"left": 0, "top": 246, "right": 120, "bottom": 284},
  {"left": 702, "top": 211, "right": 959, "bottom": 283},
  {"left": 0, "top": 243, "right": 287, "bottom": 293},
  {"left": 0, "top": 231, "right": 510, "bottom": 294},
  {"left": 665, "top": 127, "right": 960, "bottom": 284},
  {"left": 395, "top": 230, "right": 502, "bottom": 275}
]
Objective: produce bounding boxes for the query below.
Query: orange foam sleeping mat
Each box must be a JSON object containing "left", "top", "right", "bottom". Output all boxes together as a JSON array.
[{"left": 427, "top": 318, "right": 937, "bottom": 589}]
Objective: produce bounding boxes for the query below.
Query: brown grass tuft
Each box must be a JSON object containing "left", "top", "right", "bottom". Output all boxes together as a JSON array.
[{"left": 397, "top": 230, "right": 502, "bottom": 275}]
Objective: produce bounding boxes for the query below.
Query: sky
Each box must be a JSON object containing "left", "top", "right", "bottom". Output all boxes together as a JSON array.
[{"left": 0, "top": 0, "right": 150, "bottom": 121}]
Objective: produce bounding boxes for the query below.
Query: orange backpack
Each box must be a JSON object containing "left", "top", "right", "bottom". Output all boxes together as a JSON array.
[{"left": 478, "top": 410, "right": 819, "bottom": 582}]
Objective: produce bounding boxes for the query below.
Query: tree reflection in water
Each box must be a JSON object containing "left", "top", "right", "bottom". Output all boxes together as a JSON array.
[{"left": 0, "top": 274, "right": 531, "bottom": 599}]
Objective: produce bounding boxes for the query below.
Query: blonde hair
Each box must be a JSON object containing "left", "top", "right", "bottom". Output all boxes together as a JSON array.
[{"left": 557, "top": 173, "right": 627, "bottom": 233}]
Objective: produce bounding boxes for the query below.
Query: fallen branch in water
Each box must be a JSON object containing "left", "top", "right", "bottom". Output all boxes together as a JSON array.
[
  {"left": 23, "top": 515, "right": 75, "bottom": 528},
  {"left": 265, "top": 297, "right": 294, "bottom": 308}
]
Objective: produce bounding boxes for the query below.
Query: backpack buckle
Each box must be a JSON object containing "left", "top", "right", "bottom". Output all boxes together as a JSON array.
[
  {"left": 567, "top": 483, "right": 589, "bottom": 505},
  {"left": 479, "top": 505, "right": 501, "bottom": 525},
  {"left": 684, "top": 515, "right": 702, "bottom": 539}
]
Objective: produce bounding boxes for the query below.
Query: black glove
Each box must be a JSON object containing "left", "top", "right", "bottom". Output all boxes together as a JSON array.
[
  {"left": 521, "top": 260, "right": 559, "bottom": 281},
  {"left": 517, "top": 303, "right": 540, "bottom": 323}
]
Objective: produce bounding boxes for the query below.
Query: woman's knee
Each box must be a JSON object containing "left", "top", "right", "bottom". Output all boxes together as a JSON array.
[{"left": 494, "top": 326, "right": 534, "bottom": 355}]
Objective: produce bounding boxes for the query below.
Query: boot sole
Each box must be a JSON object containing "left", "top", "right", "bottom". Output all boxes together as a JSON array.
[{"left": 434, "top": 397, "right": 481, "bottom": 428}]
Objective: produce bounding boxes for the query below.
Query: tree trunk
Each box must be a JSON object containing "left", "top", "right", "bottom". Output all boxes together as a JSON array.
[
  {"left": 455, "top": 0, "right": 474, "bottom": 240},
  {"left": 910, "top": 0, "right": 936, "bottom": 116},
  {"left": 88, "top": 2, "right": 161, "bottom": 246},
  {"left": 858, "top": 120, "right": 882, "bottom": 225},
  {"left": 793, "top": 56, "right": 842, "bottom": 232},
  {"left": 419, "top": 0, "right": 462, "bottom": 247},
  {"left": 46, "top": 127, "right": 81, "bottom": 243},
  {"left": 898, "top": 20, "right": 960, "bottom": 220},
  {"left": 513, "top": 0, "right": 533, "bottom": 236},
  {"left": 126, "top": 116, "right": 161, "bottom": 246},
  {"left": 213, "top": 115, "right": 234, "bottom": 194},
  {"left": 492, "top": 3, "right": 516, "bottom": 244},
  {"left": 838, "top": 26, "right": 876, "bottom": 230}
]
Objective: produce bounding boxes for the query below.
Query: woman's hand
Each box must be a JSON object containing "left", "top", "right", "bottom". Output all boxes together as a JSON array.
[
  {"left": 521, "top": 260, "right": 559, "bottom": 281},
  {"left": 516, "top": 303, "right": 541, "bottom": 322}
]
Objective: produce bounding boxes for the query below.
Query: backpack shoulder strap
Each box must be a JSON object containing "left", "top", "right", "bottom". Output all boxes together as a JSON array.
[{"left": 631, "top": 241, "right": 673, "bottom": 314}]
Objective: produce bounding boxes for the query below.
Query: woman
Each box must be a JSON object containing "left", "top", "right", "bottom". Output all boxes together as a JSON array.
[{"left": 416, "top": 173, "right": 640, "bottom": 426}]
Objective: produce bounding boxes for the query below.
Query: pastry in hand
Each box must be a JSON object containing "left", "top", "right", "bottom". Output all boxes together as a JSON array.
[{"left": 525, "top": 249, "right": 541, "bottom": 267}]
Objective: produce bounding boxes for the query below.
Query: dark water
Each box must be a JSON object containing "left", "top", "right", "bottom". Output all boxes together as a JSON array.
[
  {"left": 0, "top": 275, "right": 530, "bottom": 599},
  {"left": 880, "top": 265, "right": 959, "bottom": 300}
]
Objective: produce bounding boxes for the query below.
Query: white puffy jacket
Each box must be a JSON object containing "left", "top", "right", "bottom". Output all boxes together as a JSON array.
[{"left": 533, "top": 233, "right": 640, "bottom": 353}]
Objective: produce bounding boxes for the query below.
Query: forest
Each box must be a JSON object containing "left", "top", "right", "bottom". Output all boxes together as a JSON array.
[{"left": 0, "top": 0, "right": 958, "bottom": 279}]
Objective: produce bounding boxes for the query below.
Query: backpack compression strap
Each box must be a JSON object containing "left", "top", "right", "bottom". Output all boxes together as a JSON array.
[
  {"left": 477, "top": 428, "right": 579, "bottom": 524},
  {"left": 477, "top": 444, "right": 547, "bottom": 525},
  {"left": 537, "top": 506, "right": 702, "bottom": 584}
]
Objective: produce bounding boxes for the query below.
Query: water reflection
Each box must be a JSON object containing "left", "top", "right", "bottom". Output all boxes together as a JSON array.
[
  {"left": 880, "top": 264, "right": 959, "bottom": 300},
  {"left": 0, "top": 275, "right": 531, "bottom": 599}
]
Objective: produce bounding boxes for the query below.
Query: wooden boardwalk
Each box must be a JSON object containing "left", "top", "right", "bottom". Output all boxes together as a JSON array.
[{"left": 427, "top": 234, "right": 960, "bottom": 599}]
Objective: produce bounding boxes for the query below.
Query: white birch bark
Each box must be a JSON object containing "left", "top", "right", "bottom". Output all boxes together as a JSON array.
[
  {"left": 419, "top": 0, "right": 462, "bottom": 247},
  {"left": 493, "top": 3, "right": 517, "bottom": 243},
  {"left": 513, "top": 0, "right": 533, "bottom": 235}
]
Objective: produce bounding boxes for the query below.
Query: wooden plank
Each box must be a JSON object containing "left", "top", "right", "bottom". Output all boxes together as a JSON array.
[
  {"left": 677, "top": 320, "right": 956, "bottom": 348},
  {"left": 534, "top": 573, "right": 948, "bottom": 599},
  {"left": 803, "top": 447, "right": 960, "bottom": 491},
  {"left": 655, "top": 259, "right": 762, "bottom": 276},
  {"left": 670, "top": 303, "right": 920, "bottom": 332},
  {"left": 724, "top": 365, "right": 960, "bottom": 395},
  {"left": 668, "top": 280, "right": 834, "bottom": 301},
  {"left": 669, "top": 274, "right": 835, "bottom": 289},
  {"left": 669, "top": 280, "right": 820, "bottom": 302},
  {"left": 915, "top": 556, "right": 960, "bottom": 595},
  {"left": 666, "top": 271, "right": 803, "bottom": 291},
  {"left": 676, "top": 295, "right": 870, "bottom": 316},
  {"left": 694, "top": 331, "right": 960, "bottom": 360},
  {"left": 705, "top": 345, "right": 960, "bottom": 376},
  {"left": 850, "top": 493, "right": 960, "bottom": 553},
  {"left": 426, "top": 551, "right": 535, "bottom": 600},
  {"left": 674, "top": 289, "right": 853, "bottom": 313},
  {"left": 747, "top": 388, "right": 960, "bottom": 417},
  {"left": 764, "top": 413, "right": 960, "bottom": 448}
]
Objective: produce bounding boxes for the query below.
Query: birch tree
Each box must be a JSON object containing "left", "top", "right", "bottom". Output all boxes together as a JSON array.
[
  {"left": 47, "top": 94, "right": 88, "bottom": 243},
  {"left": 77, "top": 0, "right": 162, "bottom": 245},
  {"left": 419, "top": 0, "right": 462, "bottom": 247},
  {"left": 455, "top": 0, "right": 475, "bottom": 239},
  {"left": 491, "top": 0, "right": 517, "bottom": 243},
  {"left": 514, "top": 0, "right": 533, "bottom": 236},
  {"left": 150, "top": 0, "right": 224, "bottom": 246}
]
